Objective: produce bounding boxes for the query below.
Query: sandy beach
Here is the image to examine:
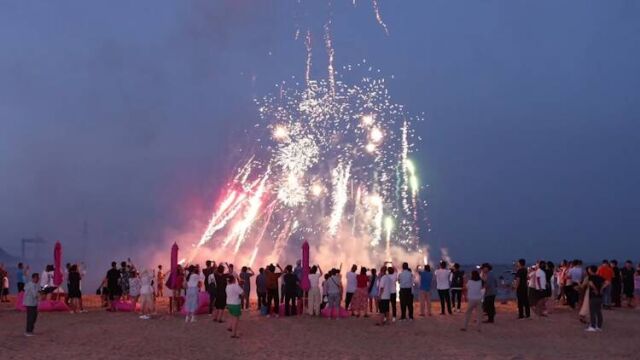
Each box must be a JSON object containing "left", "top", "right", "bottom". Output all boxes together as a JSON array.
[{"left": 1, "top": 296, "right": 638, "bottom": 360}]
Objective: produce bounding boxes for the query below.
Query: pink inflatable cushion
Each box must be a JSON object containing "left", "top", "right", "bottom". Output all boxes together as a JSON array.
[
  {"left": 15, "top": 292, "right": 70, "bottom": 312},
  {"left": 112, "top": 300, "right": 141, "bottom": 312}
]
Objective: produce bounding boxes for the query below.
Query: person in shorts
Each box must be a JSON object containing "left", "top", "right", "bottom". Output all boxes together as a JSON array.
[
  {"left": 376, "top": 266, "right": 392, "bottom": 326},
  {"left": 226, "top": 276, "right": 244, "bottom": 338}
]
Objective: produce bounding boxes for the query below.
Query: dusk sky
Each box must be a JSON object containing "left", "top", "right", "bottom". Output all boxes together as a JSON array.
[{"left": 1, "top": 1, "right": 639, "bottom": 273}]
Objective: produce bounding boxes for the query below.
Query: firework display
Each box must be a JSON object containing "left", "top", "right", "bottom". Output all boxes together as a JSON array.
[{"left": 188, "top": 1, "right": 428, "bottom": 267}]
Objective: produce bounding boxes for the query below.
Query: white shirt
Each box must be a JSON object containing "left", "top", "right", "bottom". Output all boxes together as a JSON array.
[
  {"left": 535, "top": 269, "right": 547, "bottom": 290},
  {"left": 379, "top": 274, "right": 392, "bottom": 300},
  {"left": 308, "top": 273, "right": 321, "bottom": 289},
  {"left": 186, "top": 273, "right": 200, "bottom": 288},
  {"left": 226, "top": 283, "right": 244, "bottom": 305},
  {"left": 140, "top": 273, "right": 153, "bottom": 295},
  {"left": 567, "top": 267, "right": 583, "bottom": 285},
  {"left": 434, "top": 269, "right": 451, "bottom": 290},
  {"left": 346, "top": 271, "right": 357, "bottom": 293},
  {"left": 398, "top": 270, "right": 413, "bottom": 289},
  {"left": 388, "top": 272, "right": 398, "bottom": 293},
  {"left": 467, "top": 279, "right": 483, "bottom": 301}
]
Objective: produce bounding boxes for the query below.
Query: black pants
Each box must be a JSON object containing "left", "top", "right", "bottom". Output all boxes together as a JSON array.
[
  {"left": 451, "top": 289, "right": 462, "bottom": 310},
  {"left": 565, "top": 285, "right": 578, "bottom": 309},
  {"left": 483, "top": 295, "right": 496, "bottom": 322},
  {"left": 26, "top": 306, "right": 37, "bottom": 333},
  {"left": 517, "top": 288, "right": 530, "bottom": 318},
  {"left": 390, "top": 293, "right": 397, "bottom": 318},
  {"left": 345, "top": 292, "right": 354, "bottom": 310},
  {"left": 399, "top": 288, "right": 414, "bottom": 319},
  {"left": 207, "top": 289, "right": 216, "bottom": 314},
  {"left": 284, "top": 292, "right": 297, "bottom": 316},
  {"left": 257, "top": 291, "right": 267, "bottom": 309},
  {"left": 612, "top": 282, "right": 621, "bottom": 307},
  {"left": 438, "top": 289, "right": 452, "bottom": 314},
  {"left": 17, "top": 282, "right": 25, "bottom": 293},
  {"left": 589, "top": 297, "right": 603, "bottom": 328},
  {"left": 267, "top": 289, "right": 279, "bottom": 315}
]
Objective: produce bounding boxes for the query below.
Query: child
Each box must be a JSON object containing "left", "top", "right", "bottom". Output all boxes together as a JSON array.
[
  {"left": 1, "top": 272, "right": 9, "bottom": 302},
  {"left": 24, "top": 273, "right": 40, "bottom": 336},
  {"left": 225, "top": 276, "right": 244, "bottom": 338}
]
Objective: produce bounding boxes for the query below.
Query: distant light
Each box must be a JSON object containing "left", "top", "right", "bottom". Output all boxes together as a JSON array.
[
  {"left": 273, "top": 125, "right": 289, "bottom": 140},
  {"left": 310, "top": 183, "right": 323, "bottom": 197},
  {"left": 365, "top": 143, "right": 376, "bottom": 153},
  {"left": 369, "top": 194, "right": 382, "bottom": 206},
  {"left": 361, "top": 114, "right": 374, "bottom": 126},
  {"left": 384, "top": 216, "right": 394, "bottom": 231},
  {"left": 370, "top": 127, "right": 383, "bottom": 143}
]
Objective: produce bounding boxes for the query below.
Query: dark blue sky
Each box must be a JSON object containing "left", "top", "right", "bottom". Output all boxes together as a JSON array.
[{"left": 1, "top": 1, "right": 639, "bottom": 267}]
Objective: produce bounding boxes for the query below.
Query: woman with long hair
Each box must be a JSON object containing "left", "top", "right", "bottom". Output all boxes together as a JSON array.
[
  {"left": 351, "top": 267, "right": 369, "bottom": 317},
  {"left": 185, "top": 265, "right": 200, "bottom": 323}
]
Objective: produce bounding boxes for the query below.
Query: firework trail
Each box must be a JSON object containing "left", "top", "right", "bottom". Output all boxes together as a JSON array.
[
  {"left": 324, "top": 22, "right": 336, "bottom": 96},
  {"left": 328, "top": 161, "right": 351, "bottom": 236},
  {"left": 305, "top": 29, "right": 313, "bottom": 85},
  {"left": 371, "top": 0, "right": 390, "bottom": 36}
]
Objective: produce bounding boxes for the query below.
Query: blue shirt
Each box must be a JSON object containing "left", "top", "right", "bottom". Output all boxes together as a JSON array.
[
  {"left": 419, "top": 271, "right": 433, "bottom": 291},
  {"left": 16, "top": 270, "right": 25, "bottom": 284}
]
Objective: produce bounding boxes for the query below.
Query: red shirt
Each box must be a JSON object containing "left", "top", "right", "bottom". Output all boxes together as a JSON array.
[
  {"left": 597, "top": 265, "right": 613, "bottom": 282},
  {"left": 356, "top": 274, "right": 368, "bottom": 288}
]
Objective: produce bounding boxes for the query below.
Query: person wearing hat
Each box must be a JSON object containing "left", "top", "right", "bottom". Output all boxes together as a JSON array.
[{"left": 481, "top": 263, "right": 498, "bottom": 323}]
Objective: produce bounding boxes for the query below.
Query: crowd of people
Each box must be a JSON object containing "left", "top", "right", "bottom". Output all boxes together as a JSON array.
[{"left": 3, "top": 257, "right": 640, "bottom": 337}]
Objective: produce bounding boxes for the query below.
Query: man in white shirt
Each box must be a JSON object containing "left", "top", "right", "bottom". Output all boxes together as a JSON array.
[
  {"left": 434, "top": 261, "right": 452, "bottom": 315},
  {"left": 533, "top": 261, "right": 548, "bottom": 316},
  {"left": 345, "top": 265, "right": 358, "bottom": 313},
  {"left": 376, "top": 268, "right": 392, "bottom": 326}
]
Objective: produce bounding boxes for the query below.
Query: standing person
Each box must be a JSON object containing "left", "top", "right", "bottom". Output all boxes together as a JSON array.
[
  {"left": 566, "top": 260, "right": 583, "bottom": 309},
  {"left": 172, "top": 265, "right": 185, "bottom": 313},
  {"left": 620, "top": 260, "right": 635, "bottom": 308},
  {"left": 368, "top": 268, "right": 379, "bottom": 314},
  {"left": 225, "top": 276, "right": 244, "bottom": 339},
  {"left": 185, "top": 265, "right": 200, "bottom": 323},
  {"left": 597, "top": 260, "right": 614, "bottom": 309},
  {"left": 16, "top": 263, "right": 27, "bottom": 293},
  {"left": 418, "top": 265, "right": 433, "bottom": 317},
  {"left": 138, "top": 269, "right": 154, "bottom": 319},
  {"left": 283, "top": 265, "right": 299, "bottom": 316},
  {"left": 265, "top": 264, "right": 283, "bottom": 317},
  {"left": 325, "top": 269, "right": 343, "bottom": 319},
  {"left": 533, "top": 261, "right": 548, "bottom": 317},
  {"left": 481, "top": 263, "right": 498, "bottom": 323},
  {"left": 255, "top": 268, "right": 267, "bottom": 311},
  {"left": 434, "top": 261, "right": 452, "bottom": 315},
  {"left": 376, "top": 266, "right": 392, "bottom": 326},
  {"left": 586, "top": 265, "right": 606, "bottom": 332},
  {"left": 634, "top": 265, "right": 640, "bottom": 307},
  {"left": 345, "top": 264, "right": 358, "bottom": 313},
  {"left": 351, "top": 267, "right": 369, "bottom": 317},
  {"left": 67, "top": 264, "right": 82, "bottom": 314},
  {"left": 1, "top": 271, "right": 9, "bottom": 302},
  {"left": 106, "top": 262, "right": 121, "bottom": 312},
  {"left": 206, "top": 264, "right": 218, "bottom": 315},
  {"left": 461, "top": 270, "right": 484, "bottom": 332},
  {"left": 203, "top": 261, "right": 215, "bottom": 314},
  {"left": 388, "top": 266, "right": 398, "bottom": 321},
  {"left": 119, "top": 261, "right": 131, "bottom": 301},
  {"left": 23, "top": 273, "right": 40, "bottom": 337},
  {"left": 213, "top": 264, "right": 230, "bottom": 323},
  {"left": 398, "top": 262, "right": 414, "bottom": 320},
  {"left": 239, "top": 267, "right": 254, "bottom": 310},
  {"left": 514, "top": 259, "right": 530, "bottom": 319},
  {"left": 610, "top": 260, "right": 622, "bottom": 308},
  {"left": 450, "top": 263, "right": 464, "bottom": 313},
  {"left": 129, "top": 270, "right": 141, "bottom": 313},
  {"left": 307, "top": 265, "right": 323, "bottom": 316},
  {"left": 156, "top": 265, "right": 165, "bottom": 298}
]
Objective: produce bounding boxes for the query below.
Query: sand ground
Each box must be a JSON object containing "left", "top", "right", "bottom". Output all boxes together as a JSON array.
[{"left": 1, "top": 296, "right": 639, "bottom": 360}]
